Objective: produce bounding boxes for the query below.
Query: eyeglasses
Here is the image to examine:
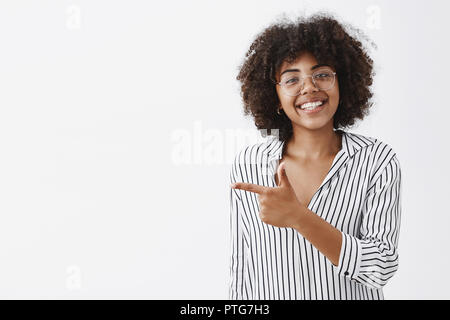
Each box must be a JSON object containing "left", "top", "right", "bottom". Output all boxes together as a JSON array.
[{"left": 274, "top": 68, "right": 337, "bottom": 97}]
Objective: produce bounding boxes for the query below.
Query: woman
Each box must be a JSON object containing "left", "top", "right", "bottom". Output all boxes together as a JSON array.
[{"left": 229, "top": 12, "right": 402, "bottom": 300}]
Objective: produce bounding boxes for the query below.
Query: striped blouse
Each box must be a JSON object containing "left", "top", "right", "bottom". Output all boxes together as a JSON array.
[{"left": 228, "top": 129, "right": 402, "bottom": 300}]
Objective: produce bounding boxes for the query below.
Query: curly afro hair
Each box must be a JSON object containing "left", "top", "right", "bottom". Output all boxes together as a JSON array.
[{"left": 236, "top": 11, "right": 376, "bottom": 142}]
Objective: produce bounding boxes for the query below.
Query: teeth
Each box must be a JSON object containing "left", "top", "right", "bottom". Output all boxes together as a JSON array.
[{"left": 300, "top": 101, "right": 323, "bottom": 110}]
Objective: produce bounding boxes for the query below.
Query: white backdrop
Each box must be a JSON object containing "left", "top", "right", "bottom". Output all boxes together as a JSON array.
[{"left": 0, "top": 0, "right": 448, "bottom": 299}]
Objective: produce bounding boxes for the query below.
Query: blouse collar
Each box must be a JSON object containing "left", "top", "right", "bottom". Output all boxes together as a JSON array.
[{"left": 265, "top": 129, "right": 376, "bottom": 163}]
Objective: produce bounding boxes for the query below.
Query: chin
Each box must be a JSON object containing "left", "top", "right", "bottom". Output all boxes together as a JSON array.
[{"left": 295, "top": 115, "right": 336, "bottom": 130}]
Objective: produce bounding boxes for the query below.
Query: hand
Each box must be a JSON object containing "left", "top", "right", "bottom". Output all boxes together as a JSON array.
[{"left": 231, "top": 161, "right": 304, "bottom": 229}]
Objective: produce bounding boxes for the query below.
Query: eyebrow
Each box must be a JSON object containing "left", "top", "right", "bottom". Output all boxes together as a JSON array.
[{"left": 280, "top": 63, "right": 331, "bottom": 77}]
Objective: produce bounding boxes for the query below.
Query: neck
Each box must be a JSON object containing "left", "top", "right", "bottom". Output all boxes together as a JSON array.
[{"left": 284, "top": 123, "right": 342, "bottom": 161}]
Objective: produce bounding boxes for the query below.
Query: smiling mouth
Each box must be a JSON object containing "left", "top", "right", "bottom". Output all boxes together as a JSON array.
[{"left": 295, "top": 98, "right": 328, "bottom": 110}]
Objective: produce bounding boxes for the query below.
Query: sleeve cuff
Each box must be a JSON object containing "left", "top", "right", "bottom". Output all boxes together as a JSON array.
[{"left": 334, "top": 232, "right": 362, "bottom": 280}]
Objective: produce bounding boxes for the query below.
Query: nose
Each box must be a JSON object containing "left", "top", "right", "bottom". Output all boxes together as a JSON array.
[{"left": 300, "top": 76, "right": 319, "bottom": 95}]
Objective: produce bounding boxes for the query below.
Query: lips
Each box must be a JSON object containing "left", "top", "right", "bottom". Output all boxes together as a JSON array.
[
  {"left": 298, "top": 101, "right": 326, "bottom": 114},
  {"left": 295, "top": 99, "right": 328, "bottom": 110},
  {"left": 295, "top": 98, "right": 328, "bottom": 109}
]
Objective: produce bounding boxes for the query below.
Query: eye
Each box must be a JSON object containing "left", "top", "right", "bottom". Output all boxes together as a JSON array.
[
  {"left": 285, "top": 77, "right": 299, "bottom": 85},
  {"left": 314, "top": 69, "right": 334, "bottom": 79},
  {"left": 315, "top": 72, "right": 332, "bottom": 78}
]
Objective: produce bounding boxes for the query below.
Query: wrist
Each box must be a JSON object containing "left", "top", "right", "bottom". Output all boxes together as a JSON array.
[{"left": 292, "top": 204, "right": 309, "bottom": 232}]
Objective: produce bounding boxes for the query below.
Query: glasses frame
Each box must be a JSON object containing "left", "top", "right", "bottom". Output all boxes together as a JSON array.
[{"left": 273, "top": 69, "right": 337, "bottom": 97}]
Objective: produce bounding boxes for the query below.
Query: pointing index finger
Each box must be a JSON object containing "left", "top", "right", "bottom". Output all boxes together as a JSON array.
[{"left": 231, "top": 182, "right": 266, "bottom": 194}]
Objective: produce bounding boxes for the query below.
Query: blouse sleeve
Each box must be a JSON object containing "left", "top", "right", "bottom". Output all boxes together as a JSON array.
[
  {"left": 333, "top": 154, "right": 402, "bottom": 289},
  {"left": 228, "top": 158, "right": 251, "bottom": 299}
]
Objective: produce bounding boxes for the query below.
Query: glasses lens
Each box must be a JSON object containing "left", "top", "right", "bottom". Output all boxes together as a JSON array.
[
  {"left": 313, "top": 69, "right": 335, "bottom": 90},
  {"left": 280, "top": 74, "right": 302, "bottom": 96}
]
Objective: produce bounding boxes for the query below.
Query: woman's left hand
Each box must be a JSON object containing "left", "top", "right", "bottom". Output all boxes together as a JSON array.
[{"left": 231, "top": 162, "right": 305, "bottom": 228}]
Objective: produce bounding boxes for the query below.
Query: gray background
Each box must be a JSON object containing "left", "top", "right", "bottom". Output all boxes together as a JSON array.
[{"left": 0, "top": 0, "right": 447, "bottom": 299}]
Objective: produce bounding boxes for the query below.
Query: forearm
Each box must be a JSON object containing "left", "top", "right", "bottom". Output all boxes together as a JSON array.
[{"left": 292, "top": 206, "right": 342, "bottom": 266}]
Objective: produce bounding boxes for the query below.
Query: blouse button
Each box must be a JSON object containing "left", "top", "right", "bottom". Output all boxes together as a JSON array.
[{"left": 344, "top": 271, "right": 349, "bottom": 276}]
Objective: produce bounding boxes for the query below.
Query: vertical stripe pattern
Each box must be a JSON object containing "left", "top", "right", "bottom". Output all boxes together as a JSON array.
[{"left": 228, "top": 129, "right": 402, "bottom": 300}]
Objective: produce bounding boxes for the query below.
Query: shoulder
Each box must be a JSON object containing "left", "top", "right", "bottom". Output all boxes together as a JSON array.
[
  {"left": 231, "top": 136, "right": 279, "bottom": 167},
  {"left": 229, "top": 136, "right": 280, "bottom": 184},
  {"left": 346, "top": 130, "right": 399, "bottom": 166},
  {"left": 346, "top": 131, "right": 401, "bottom": 183}
]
